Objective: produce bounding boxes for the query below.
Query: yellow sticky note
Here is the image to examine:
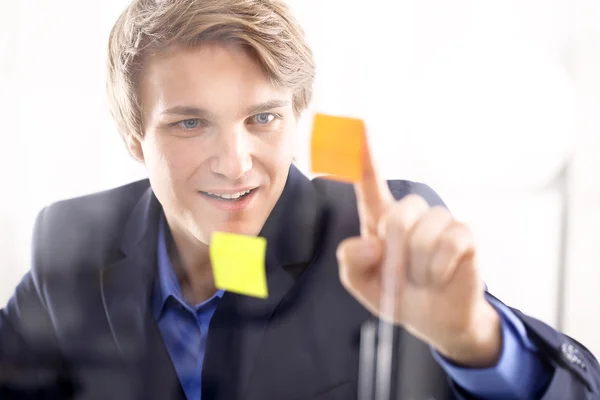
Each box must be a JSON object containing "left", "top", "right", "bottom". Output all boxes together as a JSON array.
[
  {"left": 210, "top": 232, "right": 268, "bottom": 299},
  {"left": 310, "top": 113, "right": 366, "bottom": 183}
]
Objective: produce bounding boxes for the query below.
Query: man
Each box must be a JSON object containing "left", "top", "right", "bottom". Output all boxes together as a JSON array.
[{"left": 0, "top": 0, "right": 598, "bottom": 399}]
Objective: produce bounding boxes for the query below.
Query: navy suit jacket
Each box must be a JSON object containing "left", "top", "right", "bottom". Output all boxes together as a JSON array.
[{"left": 0, "top": 165, "right": 598, "bottom": 399}]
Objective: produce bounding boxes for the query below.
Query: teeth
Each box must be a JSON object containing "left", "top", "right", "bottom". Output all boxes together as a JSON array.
[{"left": 206, "top": 190, "right": 251, "bottom": 199}]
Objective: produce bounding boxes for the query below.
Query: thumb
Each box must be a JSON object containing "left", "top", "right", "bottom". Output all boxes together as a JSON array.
[{"left": 337, "top": 236, "right": 384, "bottom": 297}]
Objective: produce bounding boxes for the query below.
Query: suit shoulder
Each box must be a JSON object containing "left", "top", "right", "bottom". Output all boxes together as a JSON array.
[
  {"left": 33, "top": 179, "right": 151, "bottom": 272},
  {"left": 42, "top": 179, "right": 150, "bottom": 224},
  {"left": 311, "top": 177, "right": 446, "bottom": 208},
  {"left": 387, "top": 180, "right": 447, "bottom": 207}
]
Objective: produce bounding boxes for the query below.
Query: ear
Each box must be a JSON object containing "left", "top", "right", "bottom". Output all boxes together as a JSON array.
[{"left": 126, "top": 134, "right": 145, "bottom": 163}]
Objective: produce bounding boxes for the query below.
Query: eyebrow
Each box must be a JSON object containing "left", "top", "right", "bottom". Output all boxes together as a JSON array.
[
  {"left": 160, "top": 99, "right": 291, "bottom": 119},
  {"left": 245, "top": 99, "right": 291, "bottom": 115},
  {"left": 160, "top": 106, "right": 214, "bottom": 120}
]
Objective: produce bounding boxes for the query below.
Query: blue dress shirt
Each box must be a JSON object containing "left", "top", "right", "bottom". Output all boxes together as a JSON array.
[
  {"left": 152, "top": 216, "right": 224, "bottom": 400},
  {"left": 152, "top": 215, "right": 552, "bottom": 399}
]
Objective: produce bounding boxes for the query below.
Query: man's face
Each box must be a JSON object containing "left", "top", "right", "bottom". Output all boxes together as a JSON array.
[{"left": 133, "top": 42, "right": 296, "bottom": 245}]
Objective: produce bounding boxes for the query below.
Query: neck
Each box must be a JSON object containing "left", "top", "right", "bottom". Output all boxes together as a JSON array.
[{"left": 165, "top": 218, "right": 218, "bottom": 305}]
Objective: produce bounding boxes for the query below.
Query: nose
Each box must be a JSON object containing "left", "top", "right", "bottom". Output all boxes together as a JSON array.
[{"left": 210, "top": 128, "right": 253, "bottom": 180}]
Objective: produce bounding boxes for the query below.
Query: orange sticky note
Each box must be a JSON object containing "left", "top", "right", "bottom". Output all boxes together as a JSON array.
[
  {"left": 310, "top": 113, "right": 365, "bottom": 183},
  {"left": 210, "top": 232, "right": 268, "bottom": 299}
]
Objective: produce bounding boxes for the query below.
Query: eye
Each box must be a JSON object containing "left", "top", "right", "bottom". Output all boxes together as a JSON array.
[
  {"left": 250, "top": 113, "right": 276, "bottom": 125},
  {"left": 177, "top": 119, "right": 202, "bottom": 129}
]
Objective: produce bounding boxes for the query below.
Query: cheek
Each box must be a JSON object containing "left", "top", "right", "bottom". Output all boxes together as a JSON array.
[
  {"left": 256, "top": 142, "right": 293, "bottom": 181},
  {"left": 264, "top": 123, "right": 296, "bottom": 164},
  {"left": 143, "top": 137, "right": 205, "bottom": 183}
]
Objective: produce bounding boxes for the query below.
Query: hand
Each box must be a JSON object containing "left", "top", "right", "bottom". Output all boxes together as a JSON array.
[{"left": 336, "top": 139, "right": 502, "bottom": 368}]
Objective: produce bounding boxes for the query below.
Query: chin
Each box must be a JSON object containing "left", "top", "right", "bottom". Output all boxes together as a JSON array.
[{"left": 203, "top": 219, "right": 261, "bottom": 238}]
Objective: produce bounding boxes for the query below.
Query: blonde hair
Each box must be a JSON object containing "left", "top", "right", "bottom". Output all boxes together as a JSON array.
[{"left": 106, "top": 0, "right": 315, "bottom": 141}]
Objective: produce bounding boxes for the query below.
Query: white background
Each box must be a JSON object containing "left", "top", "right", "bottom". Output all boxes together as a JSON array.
[{"left": 0, "top": 0, "right": 599, "bottom": 355}]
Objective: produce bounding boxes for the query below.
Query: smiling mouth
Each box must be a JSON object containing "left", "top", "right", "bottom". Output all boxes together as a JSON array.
[{"left": 199, "top": 188, "right": 256, "bottom": 201}]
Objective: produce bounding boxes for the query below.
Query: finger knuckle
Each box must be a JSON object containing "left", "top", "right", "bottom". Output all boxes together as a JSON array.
[
  {"left": 388, "top": 209, "right": 418, "bottom": 238},
  {"left": 440, "top": 231, "right": 462, "bottom": 254},
  {"left": 429, "top": 205, "right": 451, "bottom": 219},
  {"left": 454, "top": 221, "right": 473, "bottom": 241},
  {"left": 403, "top": 193, "right": 429, "bottom": 210},
  {"left": 387, "top": 195, "right": 430, "bottom": 230},
  {"left": 385, "top": 203, "right": 409, "bottom": 232},
  {"left": 440, "top": 222, "right": 473, "bottom": 253}
]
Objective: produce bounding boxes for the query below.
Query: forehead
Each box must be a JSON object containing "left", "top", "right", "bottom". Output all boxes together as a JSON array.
[{"left": 138, "top": 43, "right": 292, "bottom": 115}]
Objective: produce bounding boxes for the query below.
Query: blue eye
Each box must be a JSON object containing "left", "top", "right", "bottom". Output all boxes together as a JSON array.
[
  {"left": 178, "top": 119, "right": 201, "bottom": 129},
  {"left": 253, "top": 113, "right": 275, "bottom": 124}
]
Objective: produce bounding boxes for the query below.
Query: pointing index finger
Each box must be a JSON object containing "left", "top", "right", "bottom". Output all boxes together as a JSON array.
[
  {"left": 309, "top": 113, "right": 392, "bottom": 236},
  {"left": 354, "top": 131, "right": 394, "bottom": 237}
]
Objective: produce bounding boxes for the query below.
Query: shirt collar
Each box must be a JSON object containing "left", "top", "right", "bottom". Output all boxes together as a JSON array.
[{"left": 152, "top": 214, "right": 224, "bottom": 319}]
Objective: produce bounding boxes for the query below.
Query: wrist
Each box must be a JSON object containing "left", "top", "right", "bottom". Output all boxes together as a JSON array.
[{"left": 436, "top": 301, "right": 503, "bottom": 368}]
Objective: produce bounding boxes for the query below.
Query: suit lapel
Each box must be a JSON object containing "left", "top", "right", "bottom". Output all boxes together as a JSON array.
[
  {"left": 100, "top": 188, "right": 185, "bottom": 399},
  {"left": 202, "top": 165, "right": 325, "bottom": 399},
  {"left": 98, "top": 166, "right": 325, "bottom": 400}
]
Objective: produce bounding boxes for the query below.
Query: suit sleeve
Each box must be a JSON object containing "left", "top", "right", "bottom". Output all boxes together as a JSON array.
[
  {"left": 0, "top": 207, "right": 72, "bottom": 397},
  {"left": 391, "top": 180, "right": 600, "bottom": 399},
  {"left": 506, "top": 299, "right": 600, "bottom": 399}
]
